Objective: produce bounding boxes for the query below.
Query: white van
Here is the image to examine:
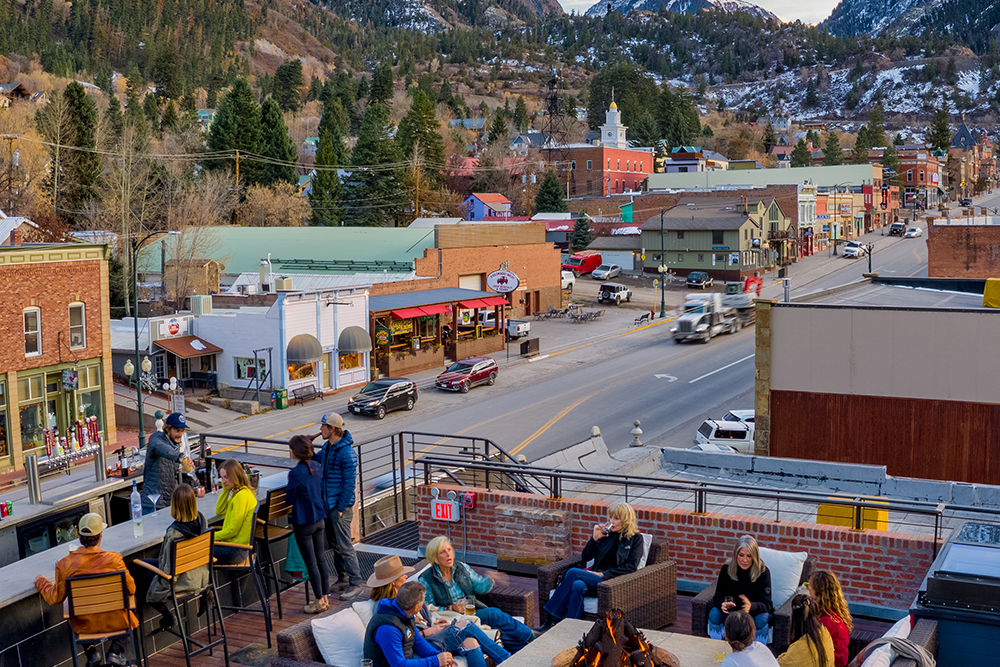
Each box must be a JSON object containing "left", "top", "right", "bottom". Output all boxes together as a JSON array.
[{"left": 694, "top": 419, "right": 754, "bottom": 454}]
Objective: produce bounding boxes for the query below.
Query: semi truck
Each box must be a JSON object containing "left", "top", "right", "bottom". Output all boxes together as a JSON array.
[{"left": 672, "top": 285, "right": 756, "bottom": 344}]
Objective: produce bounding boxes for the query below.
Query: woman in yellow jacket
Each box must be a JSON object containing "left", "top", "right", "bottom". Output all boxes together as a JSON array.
[
  {"left": 778, "top": 594, "right": 834, "bottom": 667},
  {"left": 213, "top": 459, "right": 257, "bottom": 564}
]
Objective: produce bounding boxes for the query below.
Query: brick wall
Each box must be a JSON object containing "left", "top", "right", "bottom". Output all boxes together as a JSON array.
[
  {"left": 417, "top": 485, "right": 936, "bottom": 610},
  {"left": 926, "top": 223, "right": 1000, "bottom": 278}
]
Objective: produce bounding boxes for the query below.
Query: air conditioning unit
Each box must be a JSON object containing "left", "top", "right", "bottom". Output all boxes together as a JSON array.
[
  {"left": 260, "top": 282, "right": 272, "bottom": 293},
  {"left": 275, "top": 276, "right": 293, "bottom": 290},
  {"left": 191, "top": 295, "right": 213, "bottom": 316}
]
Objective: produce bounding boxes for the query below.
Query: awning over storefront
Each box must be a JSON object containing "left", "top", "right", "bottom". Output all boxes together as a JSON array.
[
  {"left": 480, "top": 296, "right": 509, "bottom": 307},
  {"left": 419, "top": 304, "right": 452, "bottom": 316},
  {"left": 370, "top": 287, "right": 515, "bottom": 315},
  {"left": 338, "top": 326, "right": 373, "bottom": 353},
  {"left": 287, "top": 334, "right": 323, "bottom": 364},
  {"left": 459, "top": 299, "right": 489, "bottom": 309},
  {"left": 390, "top": 307, "right": 428, "bottom": 319},
  {"left": 154, "top": 335, "right": 223, "bottom": 359}
]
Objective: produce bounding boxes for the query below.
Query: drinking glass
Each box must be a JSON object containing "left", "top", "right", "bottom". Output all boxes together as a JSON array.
[
  {"left": 464, "top": 597, "right": 476, "bottom": 616},
  {"left": 362, "top": 660, "right": 373, "bottom": 667},
  {"left": 149, "top": 493, "right": 161, "bottom": 516}
]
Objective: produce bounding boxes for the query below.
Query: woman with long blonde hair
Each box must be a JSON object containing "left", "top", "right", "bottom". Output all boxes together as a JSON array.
[
  {"left": 709, "top": 535, "right": 774, "bottom": 642},
  {"left": 540, "top": 502, "right": 644, "bottom": 627},
  {"left": 808, "top": 570, "right": 852, "bottom": 667}
]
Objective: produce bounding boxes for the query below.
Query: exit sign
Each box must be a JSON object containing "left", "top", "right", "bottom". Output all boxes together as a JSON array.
[{"left": 432, "top": 499, "right": 461, "bottom": 522}]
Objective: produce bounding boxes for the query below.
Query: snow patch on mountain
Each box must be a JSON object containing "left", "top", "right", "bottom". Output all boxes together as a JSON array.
[{"left": 585, "top": 0, "right": 777, "bottom": 22}]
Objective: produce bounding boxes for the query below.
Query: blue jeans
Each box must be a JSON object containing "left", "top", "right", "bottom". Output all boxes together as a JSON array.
[
  {"left": 428, "top": 621, "right": 510, "bottom": 665},
  {"left": 707, "top": 607, "right": 771, "bottom": 643},
  {"left": 543, "top": 568, "right": 603, "bottom": 621},
  {"left": 475, "top": 606, "right": 533, "bottom": 654}
]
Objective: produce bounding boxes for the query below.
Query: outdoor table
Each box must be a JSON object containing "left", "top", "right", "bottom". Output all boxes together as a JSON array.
[{"left": 205, "top": 451, "right": 296, "bottom": 470}]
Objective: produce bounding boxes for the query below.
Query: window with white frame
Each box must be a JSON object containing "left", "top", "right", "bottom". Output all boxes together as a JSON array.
[
  {"left": 587, "top": 160, "right": 592, "bottom": 170},
  {"left": 24, "top": 308, "right": 40, "bottom": 356},
  {"left": 69, "top": 303, "right": 86, "bottom": 349}
]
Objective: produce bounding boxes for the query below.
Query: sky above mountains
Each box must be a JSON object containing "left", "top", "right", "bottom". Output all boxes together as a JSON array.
[{"left": 556, "top": 0, "right": 840, "bottom": 24}]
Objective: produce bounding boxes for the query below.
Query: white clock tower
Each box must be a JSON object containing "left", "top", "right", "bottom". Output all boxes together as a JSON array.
[{"left": 600, "top": 99, "right": 627, "bottom": 149}]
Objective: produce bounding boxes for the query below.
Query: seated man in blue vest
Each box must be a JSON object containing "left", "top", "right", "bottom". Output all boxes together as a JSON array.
[{"left": 365, "top": 581, "right": 485, "bottom": 667}]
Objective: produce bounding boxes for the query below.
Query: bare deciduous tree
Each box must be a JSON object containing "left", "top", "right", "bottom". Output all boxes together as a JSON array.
[{"left": 236, "top": 182, "right": 309, "bottom": 227}]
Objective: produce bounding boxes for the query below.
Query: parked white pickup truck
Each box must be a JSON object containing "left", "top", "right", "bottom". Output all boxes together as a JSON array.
[
  {"left": 478, "top": 312, "right": 531, "bottom": 339},
  {"left": 561, "top": 270, "right": 576, "bottom": 293}
]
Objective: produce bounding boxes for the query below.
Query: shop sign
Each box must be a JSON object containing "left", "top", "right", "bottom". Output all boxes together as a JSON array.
[
  {"left": 389, "top": 319, "right": 412, "bottom": 336},
  {"left": 459, "top": 309, "right": 474, "bottom": 325},
  {"left": 374, "top": 326, "right": 391, "bottom": 346},
  {"left": 166, "top": 318, "right": 181, "bottom": 336},
  {"left": 817, "top": 214, "right": 831, "bottom": 220},
  {"left": 486, "top": 269, "right": 519, "bottom": 293},
  {"left": 840, "top": 203, "right": 851, "bottom": 216},
  {"left": 62, "top": 369, "right": 78, "bottom": 391},
  {"left": 823, "top": 225, "right": 830, "bottom": 232},
  {"left": 729, "top": 253, "right": 739, "bottom": 265}
]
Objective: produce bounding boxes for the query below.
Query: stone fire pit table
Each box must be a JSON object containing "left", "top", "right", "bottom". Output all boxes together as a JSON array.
[{"left": 507, "top": 619, "right": 731, "bottom": 667}]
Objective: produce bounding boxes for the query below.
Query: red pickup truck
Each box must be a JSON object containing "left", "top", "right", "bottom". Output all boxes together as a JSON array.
[{"left": 561, "top": 251, "right": 602, "bottom": 276}]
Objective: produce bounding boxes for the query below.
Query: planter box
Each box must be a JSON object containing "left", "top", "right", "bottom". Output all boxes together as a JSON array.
[{"left": 380, "top": 344, "right": 445, "bottom": 376}]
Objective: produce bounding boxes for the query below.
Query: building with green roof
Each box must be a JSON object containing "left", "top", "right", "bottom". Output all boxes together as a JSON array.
[{"left": 647, "top": 163, "right": 882, "bottom": 191}]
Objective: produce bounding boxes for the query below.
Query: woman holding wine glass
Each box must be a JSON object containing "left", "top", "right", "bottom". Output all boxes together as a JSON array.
[{"left": 708, "top": 535, "right": 774, "bottom": 642}]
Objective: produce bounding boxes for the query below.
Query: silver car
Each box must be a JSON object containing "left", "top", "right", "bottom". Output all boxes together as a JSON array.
[
  {"left": 842, "top": 241, "right": 866, "bottom": 258},
  {"left": 591, "top": 264, "right": 621, "bottom": 280}
]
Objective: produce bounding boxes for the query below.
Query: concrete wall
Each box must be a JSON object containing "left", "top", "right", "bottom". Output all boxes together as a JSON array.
[
  {"left": 416, "top": 484, "right": 935, "bottom": 612},
  {"left": 927, "top": 221, "right": 1000, "bottom": 278}
]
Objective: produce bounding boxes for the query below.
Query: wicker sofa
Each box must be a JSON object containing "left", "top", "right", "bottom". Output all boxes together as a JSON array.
[
  {"left": 271, "top": 584, "right": 537, "bottom": 667},
  {"left": 537, "top": 539, "right": 678, "bottom": 631},
  {"left": 690, "top": 557, "right": 816, "bottom": 656}
]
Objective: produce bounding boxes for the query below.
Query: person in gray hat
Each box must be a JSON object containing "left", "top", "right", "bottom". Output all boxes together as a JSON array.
[
  {"left": 142, "top": 412, "right": 194, "bottom": 514},
  {"left": 312, "top": 411, "right": 363, "bottom": 600}
]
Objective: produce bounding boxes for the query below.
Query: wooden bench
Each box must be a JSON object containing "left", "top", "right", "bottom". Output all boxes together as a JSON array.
[
  {"left": 634, "top": 312, "right": 650, "bottom": 326},
  {"left": 290, "top": 385, "right": 323, "bottom": 406}
]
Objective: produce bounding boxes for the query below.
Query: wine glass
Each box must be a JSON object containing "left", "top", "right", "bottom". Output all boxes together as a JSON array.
[{"left": 149, "top": 493, "right": 161, "bottom": 516}]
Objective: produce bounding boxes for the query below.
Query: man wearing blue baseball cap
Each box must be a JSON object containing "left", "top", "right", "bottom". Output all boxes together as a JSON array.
[{"left": 141, "top": 412, "right": 194, "bottom": 514}]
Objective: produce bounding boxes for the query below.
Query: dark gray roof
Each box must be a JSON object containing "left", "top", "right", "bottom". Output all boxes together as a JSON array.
[
  {"left": 638, "top": 197, "right": 758, "bottom": 231},
  {"left": 951, "top": 122, "right": 977, "bottom": 150},
  {"left": 588, "top": 236, "right": 642, "bottom": 250},
  {"left": 370, "top": 288, "right": 503, "bottom": 312}
]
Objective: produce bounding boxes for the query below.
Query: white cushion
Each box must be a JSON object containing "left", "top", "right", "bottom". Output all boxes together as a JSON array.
[
  {"left": 353, "top": 599, "right": 378, "bottom": 627},
  {"left": 860, "top": 616, "right": 911, "bottom": 667},
  {"left": 757, "top": 546, "right": 808, "bottom": 609},
  {"left": 636, "top": 534, "right": 653, "bottom": 570},
  {"left": 312, "top": 608, "right": 367, "bottom": 667}
]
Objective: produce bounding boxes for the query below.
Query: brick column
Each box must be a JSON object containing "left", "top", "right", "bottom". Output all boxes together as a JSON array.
[{"left": 754, "top": 299, "right": 776, "bottom": 457}]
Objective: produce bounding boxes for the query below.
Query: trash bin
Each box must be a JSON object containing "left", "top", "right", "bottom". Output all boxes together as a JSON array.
[{"left": 271, "top": 388, "right": 289, "bottom": 410}]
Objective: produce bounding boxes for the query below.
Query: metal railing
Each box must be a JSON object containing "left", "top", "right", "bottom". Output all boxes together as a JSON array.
[{"left": 411, "top": 455, "right": 1000, "bottom": 558}]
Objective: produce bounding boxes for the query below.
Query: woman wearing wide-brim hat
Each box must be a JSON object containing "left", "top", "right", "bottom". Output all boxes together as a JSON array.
[{"left": 368, "top": 556, "right": 510, "bottom": 666}]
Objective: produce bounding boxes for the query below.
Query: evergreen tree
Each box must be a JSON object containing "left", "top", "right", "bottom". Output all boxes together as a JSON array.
[
  {"left": 824, "top": 131, "right": 844, "bottom": 165},
  {"left": 396, "top": 90, "right": 446, "bottom": 189},
  {"left": 487, "top": 107, "right": 507, "bottom": 145},
  {"left": 160, "top": 100, "right": 179, "bottom": 133},
  {"left": 95, "top": 66, "right": 113, "bottom": 96},
  {"left": 763, "top": 122, "right": 777, "bottom": 152},
  {"left": 929, "top": 102, "right": 951, "bottom": 152},
  {"left": 535, "top": 169, "right": 567, "bottom": 213},
  {"left": 370, "top": 63, "right": 394, "bottom": 106},
  {"left": 438, "top": 80, "right": 453, "bottom": 106},
  {"left": 153, "top": 48, "right": 181, "bottom": 101},
  {"left": 124, "top": 63, "right": 146, "bottom": 129},
  {"left": 628, "top": 112, "right": 662, "bottom": 151},
  {"left": 143, "top": 94, "right": 160, "bottom": 132},
  {"left": 881, "top": 143, "right": 901, "bottom": 179},
  {"left": 317, "top": 98, "right": 349, "bottom": 165},
  {"left": 805, "top": 79, "right": 817, "bottom": 106},
  {"left": 307, "top": 75, "right": 323, "bottom": 102},
  {"left": 893, "top": 133, "right": 905, "bottom": 146},
  {"left": 63, "top": 81, "right": 101, "bottom": 209},
  {"left": 514, "top": 96, "right": 529, "bottom": 132},
  {"left": 868, "top": 101, "right": 886, "bottom": 147},
  {"left": 569, "top": 214, "right": 593, "bottom": 251},
  {"left": 309, "top": 131, "right": 343, "bottom": 226},
  {"left": 791, "top": 138, "right": 812, "bottom": 167},
  {"left": 105, "top": 95, "right": 125, "bottom": 140},
  {"left": 851, "top": 130, "right": 870, "bottom": 165},
  {"left": 274, "top": 59, "right": 305, "bottom": 113},
  {"left": 260, "top": 97, "right": 298, "bottom": 186},
  {"left": 207, "top": 79, "right": 265, "bottom": 185},
  {"left": 341, "top": 103, "right": 405, "bottom": 226}
]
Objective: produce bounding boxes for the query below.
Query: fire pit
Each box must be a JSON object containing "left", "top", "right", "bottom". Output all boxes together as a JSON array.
[{"left": 551, "top": 610, "right": 680, "bottom": 667}]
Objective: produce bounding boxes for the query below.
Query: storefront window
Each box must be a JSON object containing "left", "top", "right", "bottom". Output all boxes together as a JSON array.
[
  {"left": 339, "top": 353, "right": 362, "bottom": 371},
  {"left": 288, "top": 363, "right": 315, "bottom": 381},
  {"left": 235, "top": 357, "right": 267, "bottom": 381},
  {"left": 18, "top": 375, "right": 45, "bottom": 453},
  {"left": 415, "top": 317, "right": 438, "bottom": 339},
  {"left": 0, "top": 381, "right": 8, "bottom": 458},
  {"left": 78, "top": 364, "right": 102, "bottom": 430}
]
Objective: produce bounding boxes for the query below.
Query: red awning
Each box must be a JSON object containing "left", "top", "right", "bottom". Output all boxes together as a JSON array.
[
  {"left": 481, "top": 296, "right": 509, "bottom": 307},
  {"left": 459, "top": 300, "right": 489, "bottom": 309},
  {"left": 420, "top": 304, "right": 451, "bottom": 316},
  {"left": 390, "top": 307, "right": 427, "bottom": 319}
]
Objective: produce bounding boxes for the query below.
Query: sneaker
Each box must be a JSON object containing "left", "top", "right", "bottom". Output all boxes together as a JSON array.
[
  {"left": 106, "top": 652, "right": 129, "bottom": 666},
  {"left": 304, "top": 599, "right": 329, "bottom": 614},
  {"left": 339, "top": 585, "right": 364, "bottom": 601},
  {"left": 85, "top": 649, "right": 101, "bottom": 667},
  {"left": 332, "top": 577, "right": 350, "bottom": 591}
]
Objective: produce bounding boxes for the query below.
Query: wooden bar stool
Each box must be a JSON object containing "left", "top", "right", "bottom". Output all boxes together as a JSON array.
[
  {"left": 254, "top": 488, "right": 295, "bottom": 619},
  {"left": 65, "top": 570, "right": 142, "bottom": 667},
  {"left": 213, "top": 504, "right": 274, "bottom": 648}
]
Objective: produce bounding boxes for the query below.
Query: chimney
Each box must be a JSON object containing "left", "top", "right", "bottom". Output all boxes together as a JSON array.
[{"left": 11, "top": 228, "right": 22, "bottom": 246}]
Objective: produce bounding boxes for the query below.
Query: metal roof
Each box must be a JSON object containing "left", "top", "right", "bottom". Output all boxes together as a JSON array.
[
  {"left": 370, "top": 288, "right": 503, "bottom": 312},
  {"left": 226, "top": 272, "right": 415, "bottom": 293},
  {"left": 647, "top": 163, "right": 879, "bottom": 190},
  {"left": 138, "top": 227, "right": 436, "bottom": 275},
  {"left": 638, "top": 197, "right": 768, "bottom": 231},
  {"left": 587, "top": 236, "right": 641, "bottom": 250}
]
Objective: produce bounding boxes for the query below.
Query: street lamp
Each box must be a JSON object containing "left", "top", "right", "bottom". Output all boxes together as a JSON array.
[
  {"left": 658, "top": 208, "right": 667, "bottom": 319},
  {"left": 129, "top": 229, "right": 177, "bottom": 448}
]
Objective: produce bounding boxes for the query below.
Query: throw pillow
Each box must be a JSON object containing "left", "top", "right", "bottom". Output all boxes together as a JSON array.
[
  {"left": 757, "top": 546, "right": 808, "bottom": 609},
  {"left": 636, "top": 534, "right": 653, "bottom": 570},
  {"left": 312, "top": 607, "right": 367, "bottom": 667},
  {"left": 353, "top": 599, "right": 378, "bottom": 627},
  {"left": 859, "top": 616, "right": 911, "bottom": 667}
]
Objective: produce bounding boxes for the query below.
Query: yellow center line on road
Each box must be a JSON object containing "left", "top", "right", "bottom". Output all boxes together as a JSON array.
[
  {"left": 510, "top": 394, "right": 593, "bottom": 457},
  {"left": 545, "top": 316, "right": 673, "bottom": 359}
]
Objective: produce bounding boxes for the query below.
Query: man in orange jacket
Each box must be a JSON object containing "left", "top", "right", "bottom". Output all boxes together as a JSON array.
[{"left": 35, "top": 513, "right": 138, "bottom": 667}]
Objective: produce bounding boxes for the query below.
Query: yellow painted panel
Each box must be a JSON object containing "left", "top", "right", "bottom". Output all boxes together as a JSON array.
[
  {"left": 68, "top": 253, "right": 82, "bottom": 259},
  {"left": 817, "top": 499, "right": 888, "bottom": 531},
  {"left": 984, "top": 278, "right": 1000, "bottom": 308}
]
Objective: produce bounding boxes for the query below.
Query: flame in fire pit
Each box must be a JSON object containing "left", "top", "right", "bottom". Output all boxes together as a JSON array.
[{"left": 570, "top": 610, "right": 673, "bottom": 667}]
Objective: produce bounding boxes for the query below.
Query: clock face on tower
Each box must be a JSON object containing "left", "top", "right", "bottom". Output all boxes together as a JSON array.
[{"left": 607, "top": 132, "right": 613, "bottom": 137}]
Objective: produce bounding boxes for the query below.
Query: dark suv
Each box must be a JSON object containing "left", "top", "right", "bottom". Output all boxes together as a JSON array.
[
  {"left": 598, "top": 282, "right": 632, "bottom": 304},
  {"left": 889, "top": 222, "right": 906, "bottom": 236},
  {"left": 960, "top": 197, "right": 973, "bottom": 207},
  {"left": 687, "top": 271, "right": 713, "bottom": 289},
  {"left": 348, "top": 378, "right": 418, "bottom": 419}
]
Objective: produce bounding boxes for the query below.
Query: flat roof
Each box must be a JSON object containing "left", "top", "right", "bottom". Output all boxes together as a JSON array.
[
  {"left": 370, "top": 288, "right": 503, "bottom": 312},
  {"left": 792, "top": 280, "right": 989, "bottom": 310}
]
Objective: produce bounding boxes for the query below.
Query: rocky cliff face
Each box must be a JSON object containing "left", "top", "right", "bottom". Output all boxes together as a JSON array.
[{"left": 585, "top": 0, "right": 777, "bottom": 22}]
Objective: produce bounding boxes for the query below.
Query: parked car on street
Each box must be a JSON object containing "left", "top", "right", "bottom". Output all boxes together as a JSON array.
[
  {"left": 592, "top": 264, "right": 622, "bottom": 280},
  {"left": 689, "top": 443, "right": 740, "bottom": 454},
  {"left": 843, "top": 241, "right": 867, "bottom": 258},
  {"left": 723, "top": 409, "right": 755, "bottom": 426},
  {"left": 435, "top": 357, "right": 498, "bottom": 393},
  {"left": 597, "top": 282, "right": 632, "bottom": 304},
  {"left": 889, "top": 222, "right": 906, "bottom": 237},
  {"left": 960, "top": 197, "right": 973, "bottom": 207},
  {"left": 905, "top": 227, "right": 923, "bottom": 238},
  {"left": 561, "top": 270, "right": 576, "bottom": 292},
  {"left": 687, "top": 271, "right": 713, "bottom": 289},
  {"left": 348, "top": 378, "right": 418, "bottom": 419},
  {"left": 694, "top": 419, "right": 753, "bottom": 454}
]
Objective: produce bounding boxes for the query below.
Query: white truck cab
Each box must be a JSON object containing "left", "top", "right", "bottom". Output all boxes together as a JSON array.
[{"left": 694, "top": 419, "right": 754, "bottom": 454}]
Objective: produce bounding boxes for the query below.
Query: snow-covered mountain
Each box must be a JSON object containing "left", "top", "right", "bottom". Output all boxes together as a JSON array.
[
  {"left": 822, "top": 0, "right": 944, "bottom": 37},
  {"left": 584, "top": 0, "right": 778, "bottom": 22}
]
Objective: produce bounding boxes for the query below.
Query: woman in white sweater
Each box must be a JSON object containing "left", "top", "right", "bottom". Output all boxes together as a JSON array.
[{"left": 722, "top": 611, "right": 779, "bottom": 667}]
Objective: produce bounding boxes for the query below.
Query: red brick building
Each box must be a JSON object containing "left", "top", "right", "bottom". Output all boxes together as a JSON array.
[
  {"left": 0, "top": 242, "right": 116, "bottom": 473},
  {"left": 540, "top": 102, "right": 654, "bottom": 197},
  {"left": 889, "top": 145, "right": 942, "bottom": 209}
]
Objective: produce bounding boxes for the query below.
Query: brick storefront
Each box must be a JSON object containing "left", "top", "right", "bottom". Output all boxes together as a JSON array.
[
  {"left": 0, "top": 243, "right": 117, "bottom": 472},
  {"left": 417, "top": 484, "right": 936, "bottom": 611}
]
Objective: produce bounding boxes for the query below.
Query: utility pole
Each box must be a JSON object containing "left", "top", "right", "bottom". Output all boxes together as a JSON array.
[
  {"left": 659, "top": 208, "right": 666, "bottom": 319},
  {"left": 2, "top": 134, "right": 16, "bottom": 215},
  {"left": 414, "top": 158, "right": 420, "bottom": 218},
  {"left": 235, "top": 150, "right": 240, "bottom": 191}
]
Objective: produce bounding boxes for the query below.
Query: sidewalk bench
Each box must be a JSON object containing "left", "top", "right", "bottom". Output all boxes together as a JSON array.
[
  {"left": 634, "top": 313, "right": 650, "bottom": 326},
  {"left": 291, "top": 385, "right": 323, "bottom": 406}
]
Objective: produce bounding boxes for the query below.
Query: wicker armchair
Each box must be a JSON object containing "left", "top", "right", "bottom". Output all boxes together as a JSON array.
[
  {"left": 847, "top": 619, "right": 937, "bottom": 667},
  {"left": 690, "top": 557, "right": 816, "bottom": 656},
  {"left": 537, "top": 539, "right": 678, "bottom": 630}
]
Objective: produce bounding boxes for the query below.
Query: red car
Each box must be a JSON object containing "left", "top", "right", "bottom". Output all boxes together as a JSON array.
[{"left": 435, "top": 357, "right": 498, "bottom": 393}]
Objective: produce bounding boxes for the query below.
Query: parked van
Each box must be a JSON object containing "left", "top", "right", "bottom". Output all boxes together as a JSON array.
[
  {"left": 561, "top": 250, "right": 602, "bottom": 276},
  {"left": 694, "top": 419, "right": 754, "bottom": 454}
]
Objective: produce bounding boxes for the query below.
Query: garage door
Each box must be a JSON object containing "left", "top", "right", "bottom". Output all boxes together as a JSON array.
[
  {"left": 597, "top": 251, "right": 636, "bottom": 271},
  {"left": 459, "top": 274, "right": 482, "bottom": 291}
]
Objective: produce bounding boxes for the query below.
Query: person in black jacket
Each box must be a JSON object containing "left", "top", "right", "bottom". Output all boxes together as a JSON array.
[
  {"left": 708, "top": 535, "right": 774, "bottom": 642},
  {"left": 287, "top": 434, "right": 330, "bottom": 614},
  {"left": 540, "top": 502, "right": 644, "bottom": 626}
]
